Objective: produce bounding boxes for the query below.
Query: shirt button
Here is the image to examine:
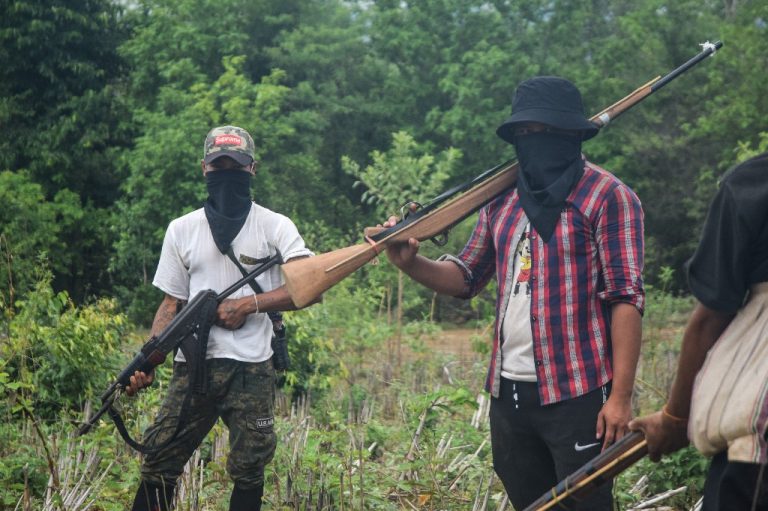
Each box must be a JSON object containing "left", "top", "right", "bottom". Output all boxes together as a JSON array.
[
  {"left": 535, "top": 360, "right": 543, "bottom": 366},
  {"left": 531, "top": 315, "right": 537, "bottom": 321},
  {"left": 531, "top": 275, "right": 537, "bottom": 281}
]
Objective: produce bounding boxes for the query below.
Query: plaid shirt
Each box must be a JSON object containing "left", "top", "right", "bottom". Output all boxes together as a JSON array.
[{"left": 445, "top": 161, "right": 644, "bottom": 405}]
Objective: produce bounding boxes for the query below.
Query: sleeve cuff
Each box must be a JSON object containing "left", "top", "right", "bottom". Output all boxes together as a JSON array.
[
  {"left": 437, "top": 254, "right": 473, "bottom": 298},
  {"left": 598, "top": 286, "right": 645, "bottom": 315}
]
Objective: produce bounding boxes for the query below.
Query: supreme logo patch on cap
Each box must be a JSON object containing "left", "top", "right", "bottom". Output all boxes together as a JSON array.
[{"left": 214, "top": 134, "right": 243, "bottom": 146}]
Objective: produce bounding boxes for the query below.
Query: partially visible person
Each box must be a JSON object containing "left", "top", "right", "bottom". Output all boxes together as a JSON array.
[
  {"left": 126, "top": 126, "right": 315, "bottom": 511},
  {"left": 384, "top": 76, "right": 645, "bottom": 510},
  {"left": 630, "top": 151, "right": 768, "bottom": 511}
]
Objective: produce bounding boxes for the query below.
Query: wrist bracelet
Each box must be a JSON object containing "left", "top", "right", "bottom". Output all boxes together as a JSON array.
[
  {"left": 662, "top": 404, "right": 688, "bottom": 424},
  {"left": 252, "top": 294, "right": 259, "bottom": 313}
]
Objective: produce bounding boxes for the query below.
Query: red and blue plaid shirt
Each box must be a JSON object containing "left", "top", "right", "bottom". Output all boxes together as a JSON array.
[{"left": 445, "top": 161, "right": 644, "bottom": 405}]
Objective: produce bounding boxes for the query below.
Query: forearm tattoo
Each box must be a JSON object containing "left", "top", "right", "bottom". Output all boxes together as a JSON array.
[{"left": 151, "top": 297, "right": 185, "bottom": 336}]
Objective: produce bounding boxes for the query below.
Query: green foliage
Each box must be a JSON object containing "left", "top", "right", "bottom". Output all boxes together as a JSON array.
[
  {"left": 283, "top": 275, "right": 394, "bottom": 398},
  {"left": 637, "top": 285, "right": 694, "bottom": 411},
  {"left": 0, "top": 172, "right": 82, "bottom": 310},
  {"left": 0, "top": 265, "right": 717, "bottom": 508},
  {"left": 342, "top": 130, "right": 463, "bottom": 325},
  {"left": 343, "top": 131, "right": 460, "bottom": 217},
  {"left": 616, "top": 447, "right": 709, "bottom": 509},
  {"left": 3, "top": 271, "right": 128, "bottom": 418},
  {"left": 735, "top": 131, "right": 768, "bottom": 162},
  {"left": 0, "top": 437, "right": 49, "bottom": 507},
  {"left": 0, "top": 0, "right": 130, "bottom": 304},
  {"left": 0, "top": 0, "right": 126, "bottom": 188}
]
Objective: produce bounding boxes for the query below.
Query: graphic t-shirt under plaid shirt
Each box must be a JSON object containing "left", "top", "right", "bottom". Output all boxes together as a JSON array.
[{"left": 442, "top": 160, "right": 645, "bottom": 405}]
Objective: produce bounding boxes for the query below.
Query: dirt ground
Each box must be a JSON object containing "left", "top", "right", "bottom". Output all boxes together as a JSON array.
[
  {"left": 423, "top": 328, "right": 482, "bottom": 360},
  {"left": 398, "top": 326, "right": 491, "bottom": 371}
]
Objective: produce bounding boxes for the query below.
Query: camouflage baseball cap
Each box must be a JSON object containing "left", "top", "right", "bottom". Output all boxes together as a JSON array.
[{"left": 203, "top": 126, "right": 255, "bottom": 165}]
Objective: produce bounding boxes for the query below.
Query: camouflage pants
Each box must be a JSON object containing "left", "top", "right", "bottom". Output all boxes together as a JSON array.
[{"left": 140, "top": 358, "right": 276, "bottom": 490}]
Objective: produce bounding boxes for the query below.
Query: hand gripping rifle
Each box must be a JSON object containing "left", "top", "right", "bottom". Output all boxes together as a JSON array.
[
  {"left": 281, "top": 40, "right": 723, "bottom": 308},
  {"left": 77, "top": 251, "right": 283, "bottom": 453},
  {"left": 523, "top": 431, "right": 648, "bottom": 510}
]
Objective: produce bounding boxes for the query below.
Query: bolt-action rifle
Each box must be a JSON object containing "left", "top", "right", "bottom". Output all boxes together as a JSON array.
[
  {"left": 281, "top": 41, "right": 723, "bottom": 308},
  {"left": 77, "top": 252, "right": 283, "bottom": 453},
  {"left": 523, "top": 431, "right": 648, "bottom": 510}
]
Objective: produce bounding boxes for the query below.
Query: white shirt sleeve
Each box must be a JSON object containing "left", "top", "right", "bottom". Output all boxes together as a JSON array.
[
  {"left": 152, "top": 220, "right": 191, "bottom": 300},
  {"left": 274, "top": 215, "right": 314, "bottom": 263}
]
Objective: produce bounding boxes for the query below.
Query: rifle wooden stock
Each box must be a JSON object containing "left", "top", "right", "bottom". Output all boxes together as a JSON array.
[
  {"left": 523, "top": 431, "right": 648, "bottom": 511},
  {"left": 282, "top": 165, "right": 518, "bottom": 307},
  {"left": 282, "top": 41, "right": 722, "bottom": 308}
]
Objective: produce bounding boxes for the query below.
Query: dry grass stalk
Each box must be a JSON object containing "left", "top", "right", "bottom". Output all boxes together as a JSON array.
[
  {"left": 39, "top": 435, "right": 114, "bottom": 511},
  {"left": 629, "top": 474, "right": 650, "bottom": 497},
  {"left": 629, "top": 486, "right": 687, "bottom": 510},
  {"left": 471, "top": 393, "right": 489, "bottom": 430},
  {"left": 174, "top": 449, "right": 202, "bottom": 510}
]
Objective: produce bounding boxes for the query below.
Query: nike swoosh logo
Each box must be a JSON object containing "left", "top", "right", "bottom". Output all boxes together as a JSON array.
[{"left": 574, "top": 441, "right": 601, "bottom": 451}]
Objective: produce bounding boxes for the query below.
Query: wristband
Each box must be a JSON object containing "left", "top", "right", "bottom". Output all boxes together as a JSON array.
[
  {"left": 252, "top": 294, "right": 260, "bottom": 313},
  {"left": 662, "top": 404, "right": 688, "bottom": 424}
]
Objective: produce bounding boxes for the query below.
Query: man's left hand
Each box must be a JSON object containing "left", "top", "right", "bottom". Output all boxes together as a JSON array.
[{"left": 596, "top": 394, "right": 632, "bottom": 450}]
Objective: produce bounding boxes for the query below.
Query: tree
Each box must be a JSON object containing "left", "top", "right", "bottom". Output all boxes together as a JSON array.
[
  {"left": 343, "top": 131, "right": 460, "bottom": 367},
  {"left": 0, "top": 0, "right": 132, "bottom": 302},
  {"left": 0, "top": 172, "right": 81, "bottom": 310}
]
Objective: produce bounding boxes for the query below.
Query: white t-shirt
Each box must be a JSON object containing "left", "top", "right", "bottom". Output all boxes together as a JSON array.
[
  {"left": 152, "top": 203, "right": 313, "bottom": 363},
  {"left": 500, "top": 223, "right": 537, "bottom": 381}
]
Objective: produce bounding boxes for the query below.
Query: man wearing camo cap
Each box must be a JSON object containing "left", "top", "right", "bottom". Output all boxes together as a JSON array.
[{"left": 126, "top": 126, "right": 315, "bottom": 511}]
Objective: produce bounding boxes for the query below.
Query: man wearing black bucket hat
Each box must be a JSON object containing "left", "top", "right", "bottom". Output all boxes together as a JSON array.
[
  {"left": 125, "top": 126, "right": 315, "bottom": 511},
  {"left": 384, "top": 77, "right": 644, "bottom": 509}
]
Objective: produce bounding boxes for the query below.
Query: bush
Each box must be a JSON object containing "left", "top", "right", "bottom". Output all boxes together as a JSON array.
[{"left": 4, "top": 271, "right": 129, "bottom": 418}]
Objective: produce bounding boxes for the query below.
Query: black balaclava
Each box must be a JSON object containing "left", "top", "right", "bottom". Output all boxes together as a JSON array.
[
  {"left": 203, "top": 169, "right": 252, "bottom": 254},
  {"left": 514, "top": 131, "right": 584, "bottom": 243}
]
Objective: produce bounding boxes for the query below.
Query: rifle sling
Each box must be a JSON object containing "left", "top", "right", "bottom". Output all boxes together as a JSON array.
[
  {"left": 106, "top": 296, "right": 219, "bottom": 454},
  {"left": 225, "top": 247, "right": 282, "bottom": 329},
  {"left": 107, "top": 390, "right": 194, "bottom": 455}
]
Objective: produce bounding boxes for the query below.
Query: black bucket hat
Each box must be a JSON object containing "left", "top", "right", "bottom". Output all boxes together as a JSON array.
[{"left": 496, "top": 76, "right": 599, "bottom": 144}]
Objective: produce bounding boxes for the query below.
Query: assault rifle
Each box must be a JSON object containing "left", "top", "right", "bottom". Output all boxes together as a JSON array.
[
  {"left": 77, "top": 252, "right": 283, "bottom": 452},
  {"left": 524, "top": 431, "right": 648, "bottom": 510},
  {"left": 281, "top": 40, "right": 723, "bottom": 308}
]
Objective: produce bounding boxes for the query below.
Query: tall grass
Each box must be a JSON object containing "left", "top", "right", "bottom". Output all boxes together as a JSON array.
[{"left": 2, "top": 276, "right": 709, "bottom": 510}]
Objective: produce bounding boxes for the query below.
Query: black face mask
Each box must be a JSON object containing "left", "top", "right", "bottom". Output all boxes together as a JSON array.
[
  {"left": 203, "top": 170, "right": 252, "bottom": 253},
  {"left": 514, "top": 132, "right": 584, "bottom": 243}
]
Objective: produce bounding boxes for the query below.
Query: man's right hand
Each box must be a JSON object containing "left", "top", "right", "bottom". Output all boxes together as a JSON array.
[
  {"left": 382, "top": 215, "right": 421, "bottom": 269},
  {"left": 378, "top": 210, "right": 468, "bottom": 297},
  {"left": 629, "top": 410, "right": 689, "bottom": 462},
  {"left": 125, "top": 369, "right": 155, "bottom": 397}
]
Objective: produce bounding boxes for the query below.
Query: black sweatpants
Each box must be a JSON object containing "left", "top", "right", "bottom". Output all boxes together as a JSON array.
[{"left": 490, "top": 378, "right": 612, "bottom": 510}]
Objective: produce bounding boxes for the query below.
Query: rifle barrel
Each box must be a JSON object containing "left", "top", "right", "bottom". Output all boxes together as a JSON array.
[
  {"left": 652, "top": 40, "right": 722, "bottom": 92},
  {"left": 282, "top": 40, "right": 724, "bottom": 308},
  {"left": 594, "top": 40, "right": 722, "bottom": 128},
  {"left": 523, "top": 431, "right": 648, "bottom": 511}
]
